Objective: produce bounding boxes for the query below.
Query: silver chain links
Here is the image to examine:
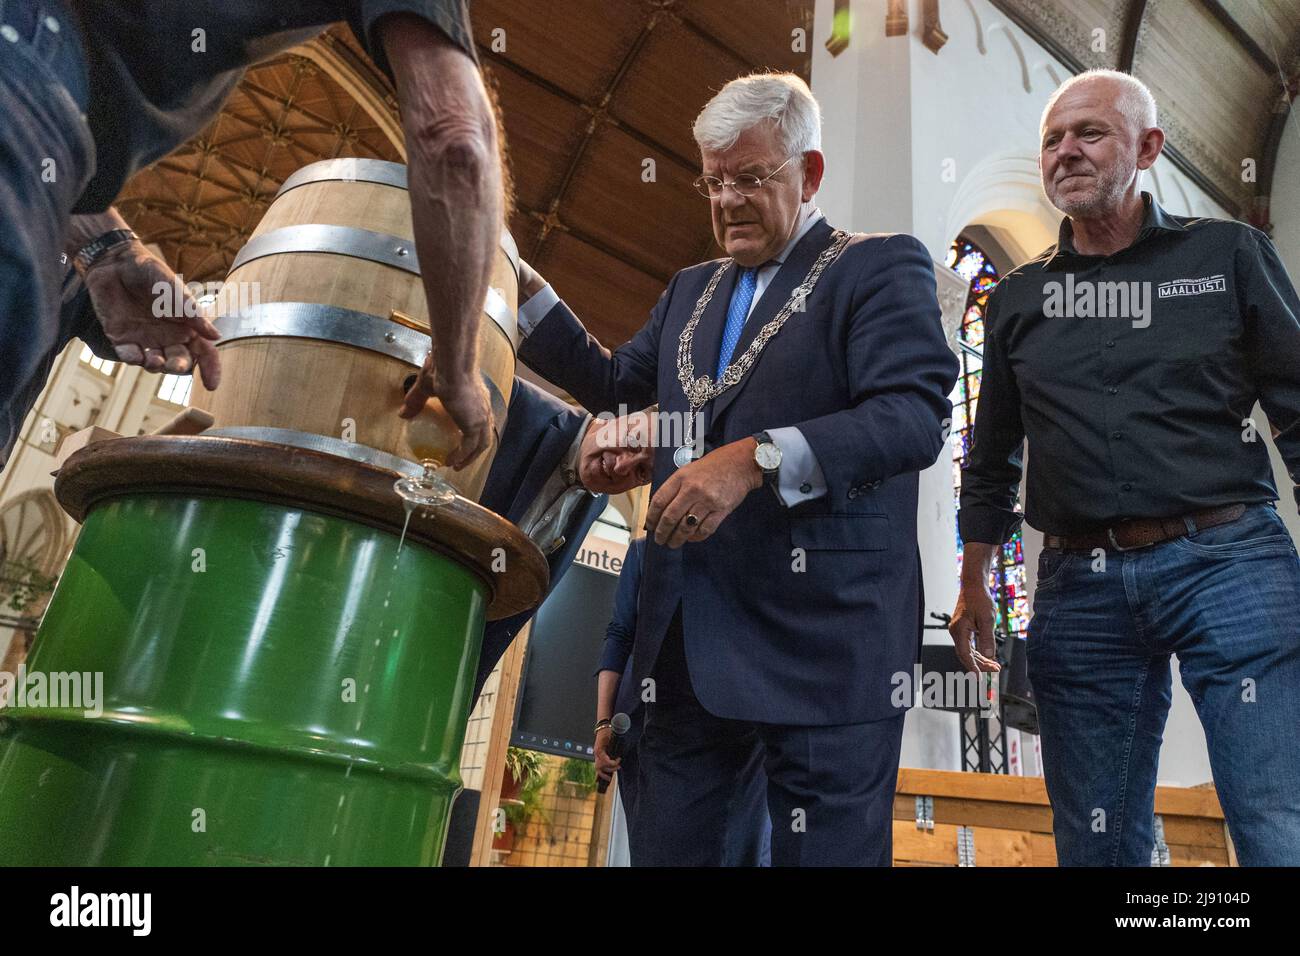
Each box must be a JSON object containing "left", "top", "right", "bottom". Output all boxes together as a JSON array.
[{"left": 675, "top": 229, "right": 853, "bottom": 412}]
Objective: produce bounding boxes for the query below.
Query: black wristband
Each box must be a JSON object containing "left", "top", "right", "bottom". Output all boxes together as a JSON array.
[{"left": 75, "top": 229, "right": 137, "bottom": 272}]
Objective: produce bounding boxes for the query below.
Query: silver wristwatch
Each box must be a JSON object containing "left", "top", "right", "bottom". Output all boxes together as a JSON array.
[
  {"left": 752, "top": 431, "right": 782, "bottom": 478},
  {"left": 74, "top": 228, "right": 137, "bottom": 273}
]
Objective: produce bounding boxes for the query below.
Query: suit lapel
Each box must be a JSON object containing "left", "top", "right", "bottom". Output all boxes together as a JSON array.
[{"left": 709, "top": 219, "right": 835, "bottom": 423}]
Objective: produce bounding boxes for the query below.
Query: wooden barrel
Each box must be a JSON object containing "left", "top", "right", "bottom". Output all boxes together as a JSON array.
[{"left": 190, "top": 158, "right": 519, "bottom": 501}]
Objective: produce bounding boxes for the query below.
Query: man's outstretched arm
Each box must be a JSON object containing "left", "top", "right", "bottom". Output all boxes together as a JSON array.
[{"left": 381, "top": 12, "right": 501, "bottom": 469}]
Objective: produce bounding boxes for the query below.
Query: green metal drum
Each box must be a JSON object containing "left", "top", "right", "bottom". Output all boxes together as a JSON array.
[{"left": 0, "top": 436, "right": 547, "bottom": 866}]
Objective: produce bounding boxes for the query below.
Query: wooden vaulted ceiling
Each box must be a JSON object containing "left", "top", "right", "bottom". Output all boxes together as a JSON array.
[
  {"left": 116, "top": 28, "right": 403, "bottom": 283},
  {"left": 477, "top": 0, "right": 813, "bottom": 346},
  {"left": 117, "top": 1, "right": 814, "bottom": 352},
  {"left": 117, "top": 0, "right": 1297, "bottom": 351}
]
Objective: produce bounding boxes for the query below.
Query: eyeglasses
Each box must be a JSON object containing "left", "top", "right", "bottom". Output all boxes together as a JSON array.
[{"left": 693, "top": 155, "right": 799, "bottom": 199}]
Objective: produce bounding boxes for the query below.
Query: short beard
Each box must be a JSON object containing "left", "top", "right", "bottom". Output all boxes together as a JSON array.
[{"left": 1048, "top": 161, "right": 1134, "bottom": 218}]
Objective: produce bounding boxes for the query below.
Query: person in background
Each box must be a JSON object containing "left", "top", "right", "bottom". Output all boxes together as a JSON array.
[
  {"left": 950, "top": 70, "right": 1300, "bottom": 866},
  {"left": 594, "top": 536, "right": 771, "bottom": 866},
  {"left": 2, "top": 0, "right": 500, "bottom": 468}
]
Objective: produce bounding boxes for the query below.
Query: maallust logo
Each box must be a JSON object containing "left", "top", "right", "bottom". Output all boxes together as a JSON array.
[{"left": 1156, "top": 274, "right": 1227, "bottom": 299}]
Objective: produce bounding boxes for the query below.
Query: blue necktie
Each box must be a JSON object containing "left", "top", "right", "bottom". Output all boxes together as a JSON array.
[{"left": 715, "top": 266, "right": 758, "bottom": 379}]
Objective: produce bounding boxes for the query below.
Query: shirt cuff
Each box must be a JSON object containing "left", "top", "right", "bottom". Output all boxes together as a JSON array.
[
  {"left": 767, "top": 427, "right": 827, "bottom": 506},
  {"left": 957, "top": 503, "right": 1022, "bottom": 545},
  {"left": 518, "top": 284, "right": 560, "bottom": 338}
]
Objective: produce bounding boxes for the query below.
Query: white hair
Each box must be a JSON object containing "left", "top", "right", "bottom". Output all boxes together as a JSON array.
[
  {"left": 693, "top": 72, "right": 822, "bottom": 155},
  {"left": 1040, "top": 69, "right": 1158, "bottom": 136}
]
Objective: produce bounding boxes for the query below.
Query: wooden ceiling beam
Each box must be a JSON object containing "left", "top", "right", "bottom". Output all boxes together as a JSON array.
[
  {"left": 1196, "top": 0, "right": 1282, "bottom": 76},
  {"left": 482, "top": 4, "right": 686, "bottom": 265},
  {"left": 1117, "top": 0, "right": 1148, "bottom": 72},
  {"left": 514, "top": 202, "right": 673, "bottom": 284}
]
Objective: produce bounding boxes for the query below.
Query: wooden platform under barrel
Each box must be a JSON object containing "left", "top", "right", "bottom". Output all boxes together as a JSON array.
[{"left": 191, "top": 158, "right": 520, "bottom": 501}]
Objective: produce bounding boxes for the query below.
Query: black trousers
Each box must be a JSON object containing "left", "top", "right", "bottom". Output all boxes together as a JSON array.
[{"left": 628, "top": 614, "right": 904, "bottom": 866}]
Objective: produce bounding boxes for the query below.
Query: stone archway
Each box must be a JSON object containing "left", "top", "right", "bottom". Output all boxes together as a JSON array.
[
  {"left": 0, "top": 489, "right": 69, "bottom": 679},
  {"left": 943, "top": 149, "right": 1060, "bottom": 262}
]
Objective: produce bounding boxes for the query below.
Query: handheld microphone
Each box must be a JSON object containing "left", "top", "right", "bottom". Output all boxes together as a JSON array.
[{"left": 596, "top": 712, "right": 632, "bottom": 794}]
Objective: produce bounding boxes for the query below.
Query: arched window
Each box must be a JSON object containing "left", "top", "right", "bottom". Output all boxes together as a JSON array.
[{"left": 947, "top": 237, "right": 1028, "bottom": 643}]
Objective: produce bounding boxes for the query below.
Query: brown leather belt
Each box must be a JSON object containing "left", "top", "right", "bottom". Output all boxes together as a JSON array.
[{"left": 1043, "top": 503, "right": 1247, "bottom": 552}]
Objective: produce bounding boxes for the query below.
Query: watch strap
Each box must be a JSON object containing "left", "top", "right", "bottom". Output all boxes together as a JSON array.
[{"left": 75, "top": 228, "right": 137, "bottom": 272}]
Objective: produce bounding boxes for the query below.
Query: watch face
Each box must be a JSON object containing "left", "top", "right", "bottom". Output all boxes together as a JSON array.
[{"left": 756, "top": 442, "right": 782, "bottom": 471}]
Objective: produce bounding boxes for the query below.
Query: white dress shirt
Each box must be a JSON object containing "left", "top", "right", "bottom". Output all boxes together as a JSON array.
[
  {"left": 515, "top": 413, "right": 597, "bottom": 555},
  {"left": 518, "top": 203, "right": 829, "bottom": 507}
]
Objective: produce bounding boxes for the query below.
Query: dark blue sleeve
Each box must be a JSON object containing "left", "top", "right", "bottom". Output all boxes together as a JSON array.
[
  {"left": 473, "top": 491, "right": 607, "bottom": 701},
  {"left": 517, "top": 272, "right": 676, "bottom": 417},
  {"left": 61, "top": 264, "right": 117, "bottom": 360},
  {"left": 350, "top": 0, "right": 478, "bottom": 81},
  {"left": 796, "top": 236, "right": 960, "bottom": 501},
  {"left": 595, "top": 537, "right": 644, "bottom": 676}
]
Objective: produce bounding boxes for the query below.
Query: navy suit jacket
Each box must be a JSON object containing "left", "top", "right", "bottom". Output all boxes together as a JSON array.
[
  {"left": 474, "top": 377, "right": 607, "bottom": 699},
  {"left": 519, "top": 220, "right": 959, "bottom": 725}
]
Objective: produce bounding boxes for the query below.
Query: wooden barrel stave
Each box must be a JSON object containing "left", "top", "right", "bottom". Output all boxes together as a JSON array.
[{"left": 190, "top": 159, "right": 518, "bottom": 502}]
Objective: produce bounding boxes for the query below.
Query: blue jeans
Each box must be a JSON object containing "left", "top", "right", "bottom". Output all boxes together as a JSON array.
[
  {"left": 1028, "top": 503, "right": 1300, "bottom": 865},
  {"left": 0, "top": 0, "right": 95, "bottom": 462}
]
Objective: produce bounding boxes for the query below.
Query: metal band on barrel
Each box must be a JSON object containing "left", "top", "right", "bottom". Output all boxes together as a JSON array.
[
  {"left": 272, "top": 158, "right": 520, "bottom": 281},
  {"left": 211, "top": 302, "right": 509, "bottom": 430},
  {"left": 230, "top": 224, "right": 422, "bottom": 276},
  {"left": 227, "top": 228, "right": 519, "bottom": 350},
  {"left": 498, "top": 229, "right": 520, "bottom": 280},
  {"left": 215, "top": 302, "right": 431, "bottom": 366},
  {"left": 483, "top": 286, "right": 519, "bottom": 353},
  {"left": 203, "top": 427, "right": 426, "bottom": 476},
  {"left": 276, "top": 158, "right": 408, "bottom": 196}
]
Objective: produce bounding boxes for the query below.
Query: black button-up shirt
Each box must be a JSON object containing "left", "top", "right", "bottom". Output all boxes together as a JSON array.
[{"left": 959, "top": 193, "right": 1300, "bottom": 542}]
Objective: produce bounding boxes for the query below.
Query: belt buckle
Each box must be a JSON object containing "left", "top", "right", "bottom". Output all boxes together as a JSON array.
[{"left": 1106, "top": 527, "right": 1133, "bottom": 552}]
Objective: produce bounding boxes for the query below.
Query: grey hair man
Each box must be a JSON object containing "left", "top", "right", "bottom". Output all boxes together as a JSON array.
[
  {"left": 952, "top": 69, "right": 1300, "bottom": 865},
  {"left": 514, "top": 72, "right": 958, "bottom": 866}
]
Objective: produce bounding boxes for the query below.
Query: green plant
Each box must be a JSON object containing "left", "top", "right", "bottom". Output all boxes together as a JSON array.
[
  {"left": 559, "top": 757, "right": 598, "bottom": 793},
  {"left": 504, "top": 746, "right": 546, "bottom": 787},
  {"left": 502, "top": 766, "right": 551, "bottom": 837},
  {"left": 0, "top": 558, "right": 57, "bottom": 615}
]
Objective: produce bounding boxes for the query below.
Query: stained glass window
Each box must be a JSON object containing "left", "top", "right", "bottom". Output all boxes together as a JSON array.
[{"left": 948, "top": 238, "right": 1028, "bottom": 642}]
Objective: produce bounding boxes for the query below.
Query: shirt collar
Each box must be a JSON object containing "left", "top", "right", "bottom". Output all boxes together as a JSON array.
[
  {"left": 768, "top": 204, "right": 824, "bottom": 267},
  {"left": 1049, "top": 191, "right": 1186, "bottom": 265}
]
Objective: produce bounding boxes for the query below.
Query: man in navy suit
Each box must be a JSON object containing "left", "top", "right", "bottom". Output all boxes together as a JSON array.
[
  {"left": 513, "top": 73, "right": 959, "bottom": 866},
  {"left": 473, "top": 377, "right": 654, "bottom": 698},
  {"left": 595, "top": 536, "right": 771, "bottom": 866}
]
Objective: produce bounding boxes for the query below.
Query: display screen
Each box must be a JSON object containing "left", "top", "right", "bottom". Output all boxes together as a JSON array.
[{"left": 511, "top": 558, "right": 623, "bottom": 760}]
